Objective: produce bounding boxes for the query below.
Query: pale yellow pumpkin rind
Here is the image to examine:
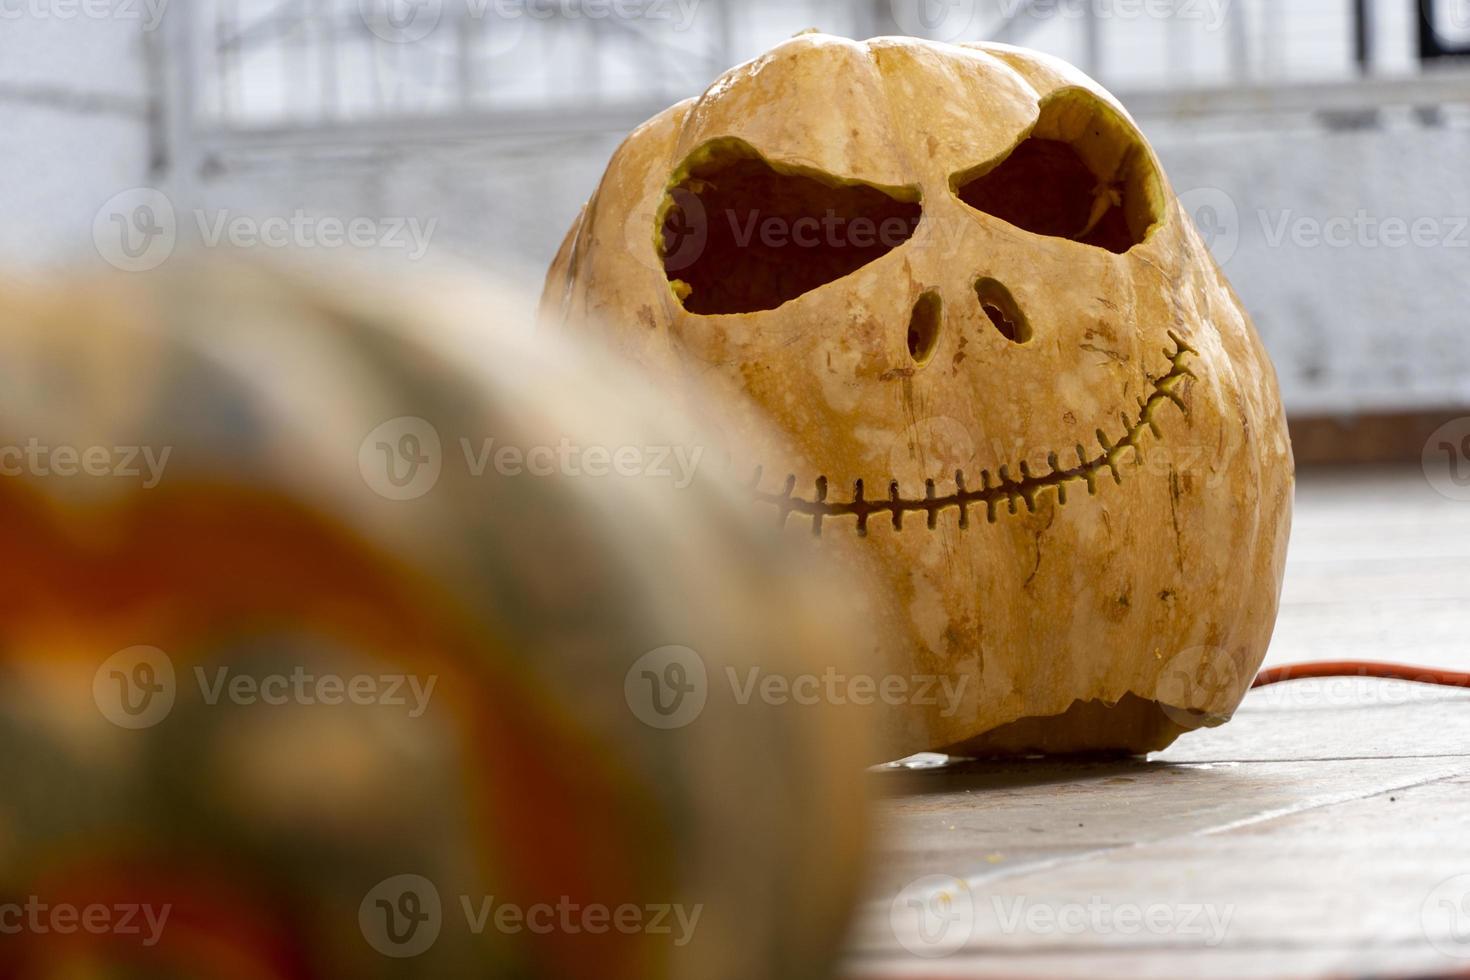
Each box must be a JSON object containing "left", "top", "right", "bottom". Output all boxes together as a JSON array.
[{"left": 542, "top": 34, "right": 1294, "bottom": 759}]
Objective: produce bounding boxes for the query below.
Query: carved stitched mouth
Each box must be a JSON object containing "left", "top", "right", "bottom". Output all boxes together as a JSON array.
[{"left": 750, "top": 332, "right": 1197, "bottom": 537}]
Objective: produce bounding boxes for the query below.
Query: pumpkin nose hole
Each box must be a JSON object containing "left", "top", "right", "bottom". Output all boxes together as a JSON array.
[
  {"left": 907, "top": 290, "right": 943, "bottom": 366},
  {"left": 975, "top": 278, "right": 1032, "bottom": 344}
]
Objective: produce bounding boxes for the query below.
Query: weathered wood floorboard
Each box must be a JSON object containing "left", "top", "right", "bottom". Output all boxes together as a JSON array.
[{"left": 847, "top": 467, "right": 1470, "bottom": 978}]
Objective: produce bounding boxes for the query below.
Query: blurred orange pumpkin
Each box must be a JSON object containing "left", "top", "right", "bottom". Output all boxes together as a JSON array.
[{"left": 0, "top": 258, "right": 874, "bottom": 979}]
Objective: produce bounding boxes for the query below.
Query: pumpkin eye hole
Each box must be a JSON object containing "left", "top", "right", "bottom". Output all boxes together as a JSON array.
[
  {"left": 661, "top": 139, "right": 922, "bottom": 316},
  {"left": 907, "top": 290, "right": 943, "bottom": 365},
  {"left": 975, "top": 278, "right": 1032, "bottom": 344},
  {"left": 952, "top": 90, "right": 1162, "bottom": 254}
]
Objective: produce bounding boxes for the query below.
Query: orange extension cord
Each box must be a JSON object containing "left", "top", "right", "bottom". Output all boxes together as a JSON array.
[{"left": 1252, "top": 660, "right": 1470, "bottom": 688}]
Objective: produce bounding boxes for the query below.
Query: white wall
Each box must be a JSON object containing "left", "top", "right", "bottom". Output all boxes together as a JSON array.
[
  {"left": 0, "top": 10, "right": 156, "bottom": 270},
  {"left": 1153, "top": 118, "right": 1470, "bottom": 415}
]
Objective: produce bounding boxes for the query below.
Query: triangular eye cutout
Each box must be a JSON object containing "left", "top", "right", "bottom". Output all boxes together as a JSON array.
[
  {"left": 952, "top": 90, "right": 1163, "bottom": 254},
  {"left": 661, "top": 139, "right": 922, "bottom": 315}
]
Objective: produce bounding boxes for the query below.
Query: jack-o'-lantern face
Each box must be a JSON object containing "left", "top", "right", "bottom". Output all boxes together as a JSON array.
[
  {"left": 656, "top": 73, "right": 1182, "bottom": 533},
  {"left": 542, "top": 34, "right": 1294, "bottom": 758}
]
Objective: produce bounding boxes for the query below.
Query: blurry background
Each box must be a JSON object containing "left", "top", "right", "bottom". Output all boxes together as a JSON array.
[{"left": 4, "top": 0, "right": 1469, "bottom": 457}]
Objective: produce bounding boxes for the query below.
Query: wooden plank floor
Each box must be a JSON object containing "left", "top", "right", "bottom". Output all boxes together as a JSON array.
[{"left": 846, "top": 466, "right": 1470, "bottom": 979}]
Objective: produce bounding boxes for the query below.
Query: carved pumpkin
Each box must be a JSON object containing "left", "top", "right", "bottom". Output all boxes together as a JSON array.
[
  {"left": 0, "top": 259, "right": 872, "bottom": 978},
  {"left": 541, "top": 34, "right": 1294, "bottom": 757}
]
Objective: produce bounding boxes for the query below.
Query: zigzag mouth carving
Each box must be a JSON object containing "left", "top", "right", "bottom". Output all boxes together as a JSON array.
[{"left": 751, "top": 332, "right": 1197, "bottom": 537}]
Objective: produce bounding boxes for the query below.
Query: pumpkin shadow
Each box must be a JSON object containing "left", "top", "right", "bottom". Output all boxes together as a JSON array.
[{"left": 869, "top": 754, "right": 1178, "bottom": 798}]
